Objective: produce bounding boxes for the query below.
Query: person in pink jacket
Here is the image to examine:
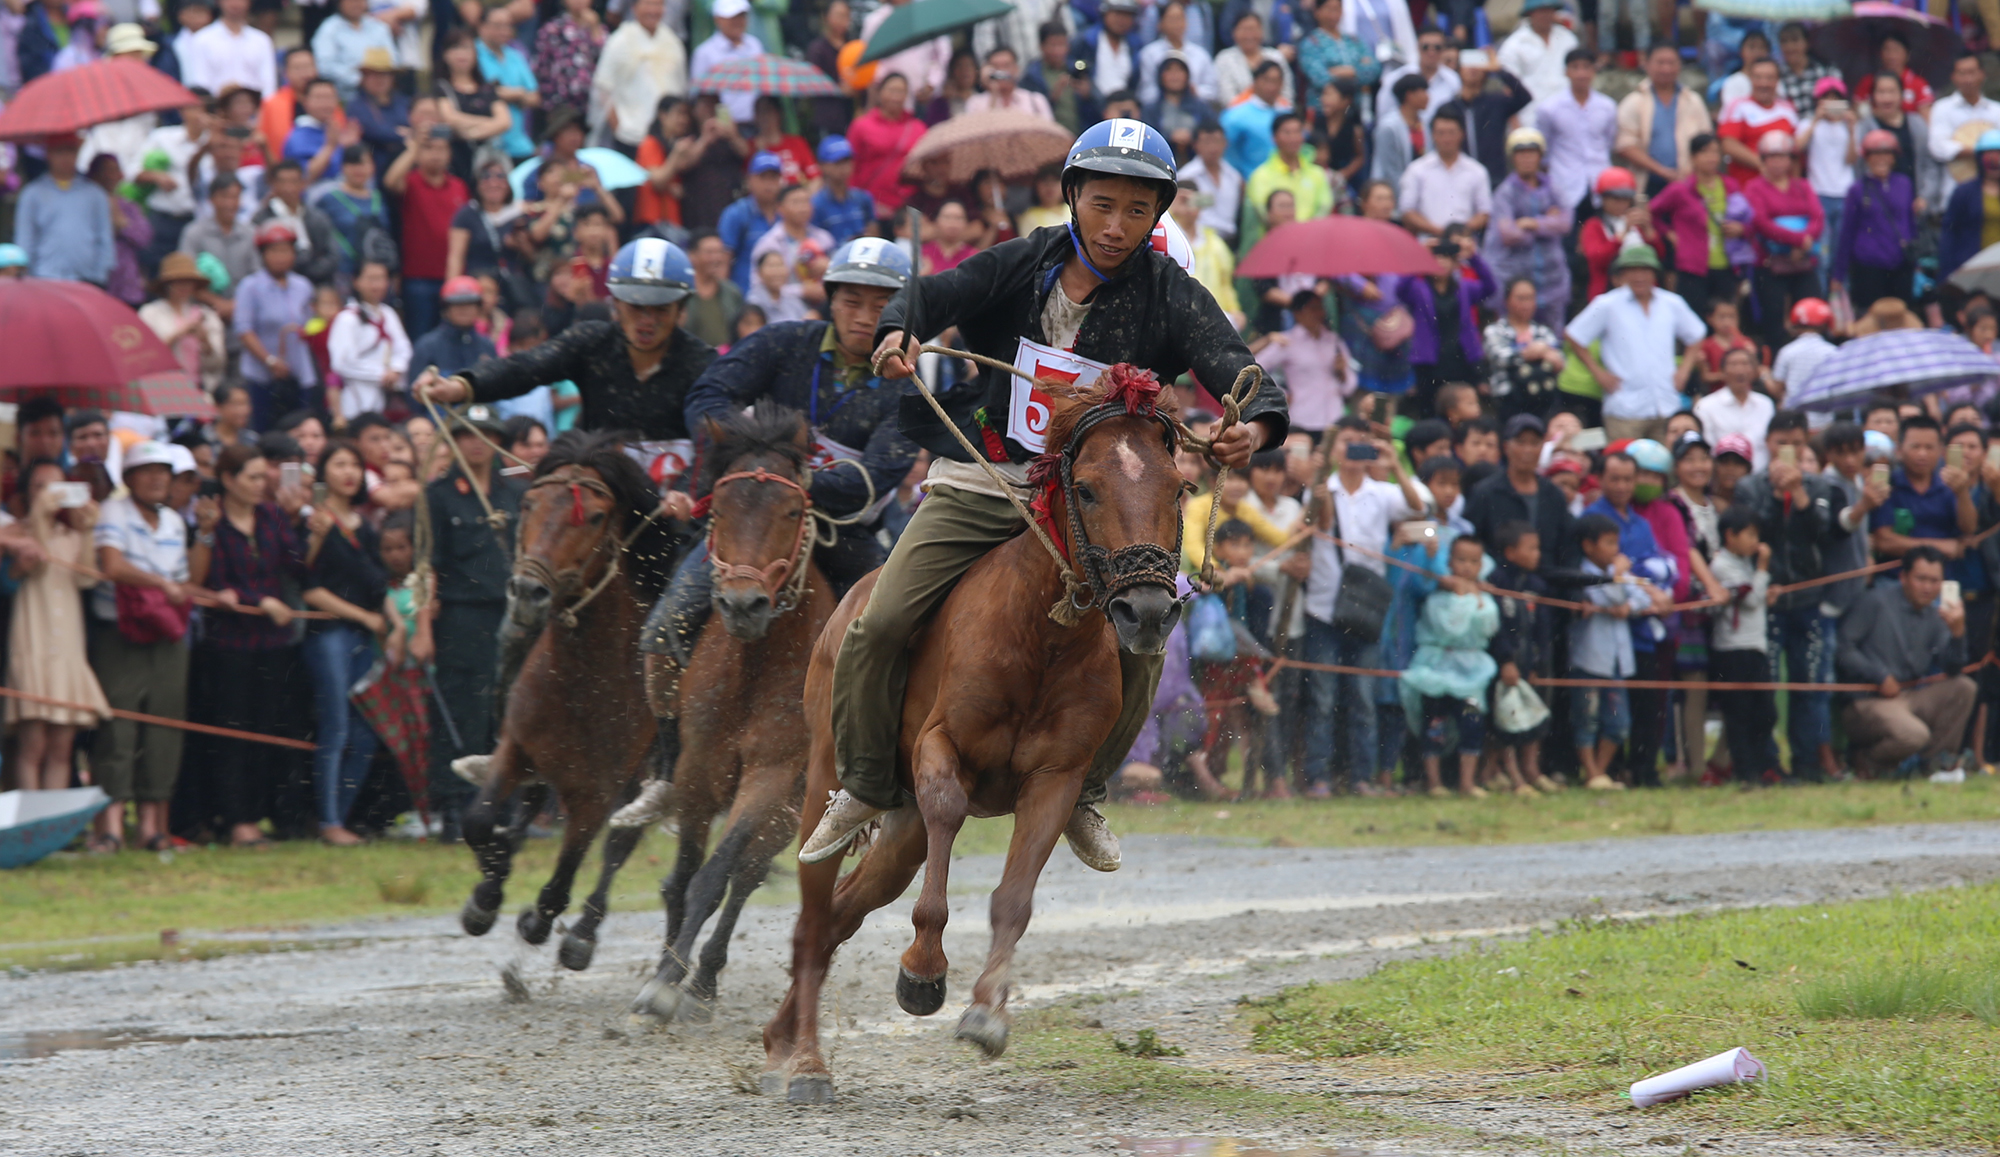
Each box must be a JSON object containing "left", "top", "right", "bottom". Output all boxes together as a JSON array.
[
  {"left": 847, "top": 73, "right": 928, "bottom": 223},
  {"left": 1740, "top": 129, "right": 1825, "bottom": 349},
  {"left": 1647, "top": 133, "right": 1745, "bottom": 324}
]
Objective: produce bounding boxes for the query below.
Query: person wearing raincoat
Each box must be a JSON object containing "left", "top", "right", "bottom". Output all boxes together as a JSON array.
[{"left": 1399, "top": 533, "right": 1500, "bottom": 799}]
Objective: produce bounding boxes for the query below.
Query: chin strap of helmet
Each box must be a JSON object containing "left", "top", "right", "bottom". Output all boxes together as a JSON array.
[{"left": 1064, "top": 220, "right": 1115, "bottom": 284}]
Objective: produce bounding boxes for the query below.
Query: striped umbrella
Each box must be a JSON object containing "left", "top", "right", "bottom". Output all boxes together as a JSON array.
[
  {"left": 1791, "top": 329, "right": 2000, "bottom": 411},
  {"left": 693, "top": 55, "right": 841, "bottom": 98},
  {"left": 0, "top": 56, "right": 199, "bottom": 140},
  {"left": 0, "top": 280, "right": 212, "bottom": 417}
]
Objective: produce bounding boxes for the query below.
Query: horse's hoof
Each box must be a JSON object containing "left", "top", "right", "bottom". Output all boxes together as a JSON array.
[
  {"left": 557, "top": 931, "right": 596, "bottom": 972},
  {"left": 786, "top": 1072, "right": 836, "bottom": 1104},
  {"left": 954, "top": 1005, "right": 1009, "bottom": 1058},
  {"left": 517, "top": 906, "right": 554, "bottom": 946},
  {"left": 758, "top": 1070, "right": 787, "bottom": 1097},
  {"left": 896, "top": 968, "right": 947, "bottom": 1017},
  {"left": 672, "top": 989, "right": 714, "bottom": 1024},
  {"left": 460, "top": 897, "right": 499, "bottom": 937},
  {"left": 630, "top": 976, "right": 683, "bottom": 1020},
  {"left": 500, "top": 961, "right": 532, "bottom": 1003}
]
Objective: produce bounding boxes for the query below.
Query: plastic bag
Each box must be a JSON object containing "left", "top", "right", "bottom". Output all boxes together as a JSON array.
[
  {"left": 1187, "top": 593, "right": 1238, "bottom": 662},
  {"left": 1494, "top": 680, "right": 1550, "bottom": 734}
]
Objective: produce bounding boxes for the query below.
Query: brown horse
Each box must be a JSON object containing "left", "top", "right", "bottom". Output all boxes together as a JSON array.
[
  {"left": 459, "top": 432, "right": 676, "bottom": 974},
  {"left": 630, "top": 403, "right": 833, "bottom": 1022},
  {"left": 763, "top": 369, "right": 1188, "bottom": 1102}
]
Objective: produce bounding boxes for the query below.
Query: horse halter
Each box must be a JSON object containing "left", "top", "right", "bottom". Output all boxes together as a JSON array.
[
  {"left": 515, "top": 469, "right": 649, "bottom": 629},
  {"left": 1050, "top": 401, "right": 1187, "bottom": 614},
  {"left": 704, "top": 467, "right": 815, "bottom": 616}
]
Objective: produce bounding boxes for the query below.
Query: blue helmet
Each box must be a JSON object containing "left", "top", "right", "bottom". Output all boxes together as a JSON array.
[
  {"left": 1061, "top": 117, "right": 1177, "bottom": 210},
  {"left": 823, "top": 237, "right": 912, "bottom": 291},
  {"left": 0, "top": 243, "right": 24, "bottom": 270},
  {"left": 1626, "top": 438, "right": 1672, "bottom": 476},
  {"left": 607, "top": 237, "right": 694, "bottom": 306},
  {"left": 1979, "top": 129, "right": 2000, "bottom": 156}
]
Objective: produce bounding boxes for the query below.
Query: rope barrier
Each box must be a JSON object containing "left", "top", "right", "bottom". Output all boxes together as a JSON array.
[
  {"left": 36, "top": 552, "right": 341, "bottom": 621},
  {"left": 1264, "top": 652, "right": 1997, "bottom": 695},
  {"left": 0, "top": 685, "right": 316, "bottom": 751}
]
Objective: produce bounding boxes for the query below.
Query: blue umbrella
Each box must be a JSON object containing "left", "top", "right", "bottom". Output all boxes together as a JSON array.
[
  {"left": 1, "top": 787, "right": 109, "bottom": 868},
  {"left": 1694, "top": 0, "right": 1850, "bottom": 19},
  {"left": 1792, "top": 329, "right": 2000, "bottom": 411},
  {"left": 509, "top": 147, "right": 651, "bottom": 202}
]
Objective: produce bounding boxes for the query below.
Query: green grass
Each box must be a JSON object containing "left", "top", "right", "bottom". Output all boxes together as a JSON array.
[
  {"left": 6, "top": 778, "right": 1996, "bottom": 972},
  {"left": 1243, "top": 883, "right": 2000, "bottom": 1148}
]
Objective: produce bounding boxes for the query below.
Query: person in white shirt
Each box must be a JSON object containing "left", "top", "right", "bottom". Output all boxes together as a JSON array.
[
  {"left": 1771, "top": 301, "right": 1838, "bottom": 403},
  {"left": 1717, "top": 29, "right": 1771, "bottom": 107},
  {"left": 1929, "top": 50, "right": 2000, "bottom": 200},
  {"left": 325, "top": 260, "right": 412, "bottom": 423},
  {"left": 1496, "top": 0, "right": 1580, "bottom": 106},
  {"left": 1797, "top": 77, "right": 1858, "bottom": 255},
  {"left": 1180, "top": 122, "right": 1244, "bottom": 245},
  {"left": 1565, "top": 245, "right": 1707, "bottom": 442},
  {"left": 964, "top": 47, "right": 1054, "bottom": 120},
  {"left": 1375, "top": 27, "right": 1459, "bottom": 131},
  {"left": 1693, "top": 347, "right": 1778, "bottom": 470},
  {"left": 859, "top": 0, "right": 949, "bottom": 111},
  {"left": 1137, "top": 0, "right": 1218, "bottom": 105},
  {"left": 1397, "top": 110, "right": 1490, "bottom": 236},
  {"left": 180, "top": 0, "right": 278, "bottom": 97},
  {"left": 687, "top": 0, "right": 760, "bottom": 122},
  {"left": 1342, "top": 0, "right": 1417, "bottom": 76},
  {"left": 596, "top": 0, "right": 688, "bottom": 145}
]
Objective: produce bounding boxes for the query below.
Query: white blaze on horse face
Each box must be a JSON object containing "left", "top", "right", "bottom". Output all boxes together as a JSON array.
[{"left": 1113, "top": 436, "right": 1146, "bottom": 482}]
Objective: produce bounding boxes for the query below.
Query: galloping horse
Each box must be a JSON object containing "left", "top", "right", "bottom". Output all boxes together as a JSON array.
[
  {"left": 763, "top": 367, "right": 1189, "bottom": 1102},
  {"left": 631, "top": 403, "right": 833, "bottom": 1022},
  {"left": 459, "top": 431, "right": 676, "bottom": 973}
]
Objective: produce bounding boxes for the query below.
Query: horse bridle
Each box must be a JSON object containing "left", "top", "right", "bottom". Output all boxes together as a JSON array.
[
  {"left": 703, "top": 467, "right": 815, "bottom": 616},
  {"left": 516, "top": 468, "right": 654, "bottom": 629},
  {"left": 1049, "top": 401, "right": 1188, "bottom": 615}
]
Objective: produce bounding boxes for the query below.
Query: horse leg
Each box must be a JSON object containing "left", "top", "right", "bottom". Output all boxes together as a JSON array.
[
  {"left": 764, "top": 806, "right": 925, "bottom": 1104},
  {"left": 676, "top": 806, "right": 795, "bottom": 1022},
  {"left": 632, "top": 817, "right": 754, "bottom": 1019},
  {"left": 898, "top": 731, "right": 966, "bottom": 1017},
  {"left": 659, "top": 809, "right": 712, "bottom": 948},
  {"left": 955, "top": 773, "right": 1077, "bottom": 1060},
  {"left": 557, "top": 816, "right": 644, "bottom": 972},
  {"left": 518, "top": 793, "right": 607, "bottom": 946},
  {"left": 460, "top": 738, "right": 530, "bottom": 936}
]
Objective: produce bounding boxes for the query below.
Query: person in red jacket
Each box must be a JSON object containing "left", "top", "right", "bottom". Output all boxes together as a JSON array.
[
  {"left": 1648, "top": 133, "right": 1745, "bottom": 324},
  {"left": 1578, "top": 167, "right": 1659, "bottom": 300},
  {"left": 1740, "top": 130, "right": 1824, "bottom": 350}
]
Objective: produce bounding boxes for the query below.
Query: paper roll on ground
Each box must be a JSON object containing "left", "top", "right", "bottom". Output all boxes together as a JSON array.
[{"left": 1630, "top": 1047, "right": 1766, "bottom": 1108}]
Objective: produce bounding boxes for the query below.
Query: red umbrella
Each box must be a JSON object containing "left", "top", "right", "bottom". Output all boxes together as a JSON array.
[
  {"left": 0, "top": 280, "right": 213, "bottom": 418},
  {"left": 1236, "top": 216, "right": 1440, "bottom": 279},
  {"left": 0, "top": 57, "right": 199, "bottom": 141}
]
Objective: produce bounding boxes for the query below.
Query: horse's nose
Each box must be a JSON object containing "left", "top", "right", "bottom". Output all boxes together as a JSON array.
[
  {"left": 715, "top": 585, "right": 775, "bottom": 639},
  {"left": 1107, "top": 586, "right": 1179, "bottom": 656},
  {"left": 508, "top": 575, "right": 552, "bottom": 608}
]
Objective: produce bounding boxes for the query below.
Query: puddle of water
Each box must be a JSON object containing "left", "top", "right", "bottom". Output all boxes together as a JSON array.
[
  {"left": 1121, "top": 1142, "right": 1381, "bottom": 1157},
  {"left": 0, "top": 1027, "right": 323, "bottom": 1061}
]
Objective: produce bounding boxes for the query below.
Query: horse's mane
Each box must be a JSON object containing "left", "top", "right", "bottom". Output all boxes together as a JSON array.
[
  {"left": 536, "top": 429, "right": 675, "bottom": 601},
  {"left": 1041, "top": 363, "right": 1182, "bottom": 458},
  {"left": 697, "top": 400, "right": 812, "bottom": 492}
]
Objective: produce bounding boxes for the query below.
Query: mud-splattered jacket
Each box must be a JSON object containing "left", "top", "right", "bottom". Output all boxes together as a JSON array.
[
  {"left": 457, "top": 320, "right": 716, "bottom": 442},
  {"left": 878, "top": 224, "right": 1289, "bottom": 465}
]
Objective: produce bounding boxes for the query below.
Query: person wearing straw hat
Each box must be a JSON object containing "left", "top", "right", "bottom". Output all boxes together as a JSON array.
[
  {"left": 79, "top": 24, "right": 163, "bottom": 190},
  {"left": 345, "top": 47, "right": 411, "bottom": 176},
  {"left": 139, "top": 253, "right": 229, "bottom": 392}
]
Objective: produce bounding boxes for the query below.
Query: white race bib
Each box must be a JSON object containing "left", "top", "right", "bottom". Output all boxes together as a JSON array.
[
  {"left": 630, "top": 439, "right": 697, "bottom": 488},
  {"left": 1007, "top": 338, "right": 1110, "bottom": 454}
]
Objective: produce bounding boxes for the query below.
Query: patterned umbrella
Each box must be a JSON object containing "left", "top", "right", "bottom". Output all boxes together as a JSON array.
[
  {"left": 0, "top": 57, "right": 199, "bottom": 141},
  {"left": 693, "top": 54, "right": 841, "bottom": 98},
  {"left": 1791, "top": 329, "right": 2000, "bottom": 411},
  {"left": 900, "top": 110, "right": 1073, "bottom": 183},
  {"left": 0, "top": 280, "right": 212, "bottom": 417},
  {"left": 1810, "top": 2, "right": 1962, "bottom": 90},
  {"left": 350, "top": 658, "right": 430, "bottom": 821}
]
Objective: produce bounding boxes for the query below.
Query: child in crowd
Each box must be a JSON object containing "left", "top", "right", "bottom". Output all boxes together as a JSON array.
[
  {"left": 1400, "top": 535, "right": 1500, "bottom": 798},
  {"left": 727, "top": 303, "right": 769, "bottom": 351},
  {"left": 1487, "top": 521, "right": 1559, "bottom": 792},
  {"left": 474, "top": 273, "right": 512, "bottom": 355},
  {"left": 379, "top": 509, "right": 420, "bottom": 658},
  {"left": 1190, "top": 520, "right": 1276, "bottom": 795},
  {"left": 302, "top": 283, "right": 344, "bottom": 399},
  {"left": 1683, "top": 298, "right": 1758, "bottom": 395},
  {"left": 749, "top": 249, "right": 811, "bottom": 323},
  {"left": 1379, "top": 459, "right": 1464, "bottom": 782},
  {"left": 1707, "top": 506, "right": 1774, "bottom": 785},
  {"left": 1570, "top": 513, "right": 1658, "bottom": 791}
]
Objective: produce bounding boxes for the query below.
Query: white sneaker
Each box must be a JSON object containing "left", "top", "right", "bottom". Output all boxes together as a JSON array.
[
  {"left": 1064, "top": 803, "right": 1121, "bottom": 872},
  {"left": 609, "top": 777, "right": 675, "bottom": 829},
  {"left": 798, "top": 790, "right": 887, "bottom": 864}
]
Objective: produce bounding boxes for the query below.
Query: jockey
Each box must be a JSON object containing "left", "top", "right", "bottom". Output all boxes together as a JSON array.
[
  {"left": 609, "top": 238, "right": 921, "bottom": 829},
  {"left": 800, "top": 119, "right": 1290, "bottom": 869},
  {"left": 414, "top": 236, "right": 717, "bottom": 479}
]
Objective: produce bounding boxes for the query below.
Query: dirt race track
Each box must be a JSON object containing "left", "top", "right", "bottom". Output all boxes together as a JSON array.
[{"left": 4, "top": 822, "right": 1998, "bottom": 1157}]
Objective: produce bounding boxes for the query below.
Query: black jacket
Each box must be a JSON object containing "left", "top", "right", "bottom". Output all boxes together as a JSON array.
[
  {"left": 878, "top": 225, "right": 1288, "bottom": 464},
  {"left": 683, "top": 319, "right": 919, "bottom": 520},
  {"left": 1729, "top": 470, "right": 1848, "bottom": 612},
  {"left": 1486, "top": 558, "right": 1551, "bottom": 677},
  {"left": 1434, "top": 70, "right": 1535, "bottom": 189},
  {"left": 1464, "top": 471, "right": 1580, "bottom": 571},
  {"left": 460, "top": 320, "right": 715, "bottom": 442},
  {"left": 426, "top": 466, "right": 526, "bottom": 606}
]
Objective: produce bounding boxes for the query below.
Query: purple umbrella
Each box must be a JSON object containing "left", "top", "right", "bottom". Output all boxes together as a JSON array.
[{"left": 1792, "top": 328, "right": 2000, "bottom": 411}]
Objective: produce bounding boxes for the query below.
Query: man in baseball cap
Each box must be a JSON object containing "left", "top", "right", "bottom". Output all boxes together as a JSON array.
[
  {"left": 811, "top": 135, "right": 873, "bottom": 244},
  {"left": 718, "top": 152, "right": 787, "bottom": 288}
]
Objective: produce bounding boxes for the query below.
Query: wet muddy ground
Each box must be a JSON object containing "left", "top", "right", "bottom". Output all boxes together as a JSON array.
[{"left": 3, "top": 822, "right": 1996, "bottom": 1156}]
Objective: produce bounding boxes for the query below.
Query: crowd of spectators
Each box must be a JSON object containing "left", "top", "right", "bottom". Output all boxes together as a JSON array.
[{"left": 2, "top": 0, "right": 1999, "bottom": 846}]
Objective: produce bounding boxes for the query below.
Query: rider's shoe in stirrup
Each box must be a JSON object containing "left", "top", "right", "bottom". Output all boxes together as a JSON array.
[
  {"left": 609, "top": 777, "right": 675, "bottom": 829},
  {"left": 1064, "top": 803, "right": 1121, "bottom": 872},
  {"left": 798, "top": 790, "right": 887, "bottom": 864},
  {"left": 451, "top": 754, "right": 492, "bottom": 788}
]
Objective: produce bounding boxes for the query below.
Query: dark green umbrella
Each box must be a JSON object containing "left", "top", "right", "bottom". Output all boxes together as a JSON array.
[{"left": 859, "top": 0, "right": 1013, "bottom": 65}]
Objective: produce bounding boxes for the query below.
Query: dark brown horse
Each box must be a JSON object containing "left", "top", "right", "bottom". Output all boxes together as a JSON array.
[
  {"left": 763, "top": 370, "right": 1188, "bottom": 1102},
  {"left": 459, "top": 432, "right": 675, "bottom": 974},
  {"left": 630, "top": 403, "right": 833, "bottom": 1022}
]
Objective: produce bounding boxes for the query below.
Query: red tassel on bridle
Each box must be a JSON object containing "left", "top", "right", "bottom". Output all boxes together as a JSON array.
[
  {"left": 569, "top": 482, "right": 586, "bottom": 526},
  {"left": 1099, "top": 363, "right": 1162, "bottom": 416}
]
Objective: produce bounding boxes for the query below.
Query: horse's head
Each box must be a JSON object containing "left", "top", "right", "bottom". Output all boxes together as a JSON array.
[
  {"left": 511, "top": 432, "right": 669, "bottom": 632},
  {"left": 701, "top": 403, "right": 815, "bottom": 641},
  {"left": 1041, "top": 365, "right": 1188, "bottom": 655}
]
